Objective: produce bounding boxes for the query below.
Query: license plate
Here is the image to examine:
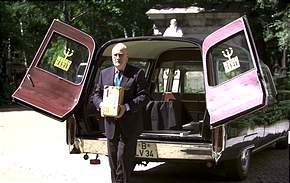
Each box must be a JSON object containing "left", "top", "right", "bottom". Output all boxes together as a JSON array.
[{"left": 136, "top": 142, "right": 158, "bottom": 158}]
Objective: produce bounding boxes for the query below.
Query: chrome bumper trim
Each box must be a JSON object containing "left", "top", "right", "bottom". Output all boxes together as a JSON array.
[{"left": 74, "top": 138, "right": 213, "bottom": 161}]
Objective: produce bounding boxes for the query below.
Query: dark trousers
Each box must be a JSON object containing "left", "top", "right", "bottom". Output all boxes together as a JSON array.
[{"left": 107, "top": 124, "right": 137, "bottom": 183}]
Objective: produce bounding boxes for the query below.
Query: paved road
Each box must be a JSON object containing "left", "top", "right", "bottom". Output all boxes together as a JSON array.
[
  {"left": 131, "top": 147, "right": 289, "bottom": 183},
  {"left": 0, "top": 110, "right": 289, "bottom": 183}
]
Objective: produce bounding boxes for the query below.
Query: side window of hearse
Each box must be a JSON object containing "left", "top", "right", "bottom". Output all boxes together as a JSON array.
[
  {"left": 207, "top": 32, "right": 254, "bottom": 86},
  {"left": 156, "top": 68, "right": 180, "bottom": 93},
  {"left": 155, "top": 62, "right": 204, "bottom": 94},
  {"left": 37, "top": 33, "right": 89, "bottom": 84},
  {"left": 184, "top": 70, "right": 204, "bottom": 93}
]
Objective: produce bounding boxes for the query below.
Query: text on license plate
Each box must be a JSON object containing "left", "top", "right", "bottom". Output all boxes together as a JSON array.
[{"left": 136, "top": 142, "right": 158, "bottom": 158}]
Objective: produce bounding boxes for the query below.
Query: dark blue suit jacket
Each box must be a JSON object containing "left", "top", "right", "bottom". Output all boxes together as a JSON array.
[{"left": 92, "top": 64, "right": 149, "bottom": 139}]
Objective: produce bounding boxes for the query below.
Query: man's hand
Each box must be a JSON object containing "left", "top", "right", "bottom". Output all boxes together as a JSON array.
[
  {"left": 116, "top": 104, "right": 126, "bottom": 118},
  {"left": 100, "top": 107, "right": 105, "bottom": 117},
  {"left": 99, "top": 102, "right": 105, "bottom": 117}
]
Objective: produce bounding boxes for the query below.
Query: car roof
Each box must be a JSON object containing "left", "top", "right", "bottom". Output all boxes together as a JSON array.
[
  {"left": 106, "top": 36, "right": 203, "bottom": 45},
  {"left": 99, "top": 36, "right": 203, "bottom": 59}
]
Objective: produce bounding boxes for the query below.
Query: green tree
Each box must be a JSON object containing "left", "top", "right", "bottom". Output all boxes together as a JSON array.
[
  {"left": 0, "top": 0, "right": 289, "bottom": 106},
  {"left": 253, "top": 0, "right": 289, "bottom": 75},
  {"left": 0, "top": 2, "right": 21, "bottom": 105}
]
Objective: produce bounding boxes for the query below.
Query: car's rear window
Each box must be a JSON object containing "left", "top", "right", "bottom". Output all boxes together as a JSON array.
[{"left": 37, "top": 33, "right": 89, "bottom": 84}]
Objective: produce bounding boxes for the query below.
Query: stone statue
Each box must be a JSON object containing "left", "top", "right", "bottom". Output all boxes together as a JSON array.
[
  {"left": 153, "top": 24, "right": 162, "bottom": 36},
  {"left": 163, "top": 18, "right": 183, "bottom": 37}
]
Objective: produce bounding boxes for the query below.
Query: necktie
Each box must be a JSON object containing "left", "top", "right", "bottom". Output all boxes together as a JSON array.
[{"left": 114, "top": 70, "right": 122, "bottom": 86}]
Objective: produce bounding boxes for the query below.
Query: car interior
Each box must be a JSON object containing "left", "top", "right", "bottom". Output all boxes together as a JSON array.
[{"left": 79, "top": 39, "right": 211, "bottom": 142}]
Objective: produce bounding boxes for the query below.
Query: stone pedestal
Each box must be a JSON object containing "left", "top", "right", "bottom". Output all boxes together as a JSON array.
[{"left": 146, "top": 6, "right": 242, "bottom": 40}]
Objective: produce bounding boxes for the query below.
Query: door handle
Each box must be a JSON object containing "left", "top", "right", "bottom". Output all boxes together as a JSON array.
[{"left": 27, "top": 74, "right": 35, "bottom": 87}]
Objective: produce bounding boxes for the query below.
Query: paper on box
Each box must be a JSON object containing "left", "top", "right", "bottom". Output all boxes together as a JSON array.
[{"left": 102, "top": 85, "right": 124, "bottom": 117}]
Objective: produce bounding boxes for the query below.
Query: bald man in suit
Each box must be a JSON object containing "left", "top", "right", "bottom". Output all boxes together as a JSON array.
[{"left": 92, "top": 43, "right": 149, "bottom": 183}]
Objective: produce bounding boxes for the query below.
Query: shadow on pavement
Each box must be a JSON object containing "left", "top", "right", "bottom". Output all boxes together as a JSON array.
[
  {"left": 0, "top": 104, "right": 30, "bottom": 112},
  {"left": 131, "top": 162, "right": 226, "bottom": 183}
]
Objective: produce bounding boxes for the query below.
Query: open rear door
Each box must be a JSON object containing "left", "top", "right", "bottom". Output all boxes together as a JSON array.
[
  {"left": 202, "top": 16, "right": 267, "bottom": 127},
  {"left": 12, "top": 19, "right": 95, "bottom": 121}
]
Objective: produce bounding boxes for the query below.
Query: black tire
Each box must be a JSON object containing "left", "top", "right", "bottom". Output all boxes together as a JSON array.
[
  {"left": 275, "top": 136, "right": 288, "bottom": 149},
  {"left": 224, "top": 149, "right": 251, "bottom": 181}
]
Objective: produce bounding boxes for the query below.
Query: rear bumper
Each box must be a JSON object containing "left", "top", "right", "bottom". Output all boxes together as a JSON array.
[{"left": 73, "top": 138, "right": 213, "bottom": 161}]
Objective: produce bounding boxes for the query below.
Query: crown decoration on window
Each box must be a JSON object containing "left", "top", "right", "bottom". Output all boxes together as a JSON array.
[
  {"left": 54, "top": 47, "right": 74, "bottom": 72},
  {"left": 221, "top": 47, "right": 240, "bottom": 73},
  {"left": 63, "top": 47, "right": 74, "bottom": 59}
]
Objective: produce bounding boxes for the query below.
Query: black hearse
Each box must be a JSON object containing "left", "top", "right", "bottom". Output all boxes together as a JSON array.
[{"left": 12, "top": 16, "right": 289, "bottom": 180}]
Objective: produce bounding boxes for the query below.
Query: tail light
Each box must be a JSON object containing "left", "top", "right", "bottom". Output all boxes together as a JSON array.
[{"left": 213, "top": 125, "right": 225, "bottom": 153}]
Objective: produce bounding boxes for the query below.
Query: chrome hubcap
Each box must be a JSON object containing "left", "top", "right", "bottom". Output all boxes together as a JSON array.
[{"left": 241, "top": 150, "right": 249, "bottom": 171}]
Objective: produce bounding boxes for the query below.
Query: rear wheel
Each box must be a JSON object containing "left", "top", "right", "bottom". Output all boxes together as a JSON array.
[
  {"left": 275, "top": 136, "right": 288, "bottom": 149},
  {"left": 224, "top": 148, "right": 251, "bottom": 181}
]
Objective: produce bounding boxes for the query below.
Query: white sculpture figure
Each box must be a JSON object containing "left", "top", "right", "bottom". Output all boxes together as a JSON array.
[
  {"left": 163, "top": 18, "right": 183, "bottom": 37},
  {"left": 153, "top": 24, "right": 162, "bottom": 36}
]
